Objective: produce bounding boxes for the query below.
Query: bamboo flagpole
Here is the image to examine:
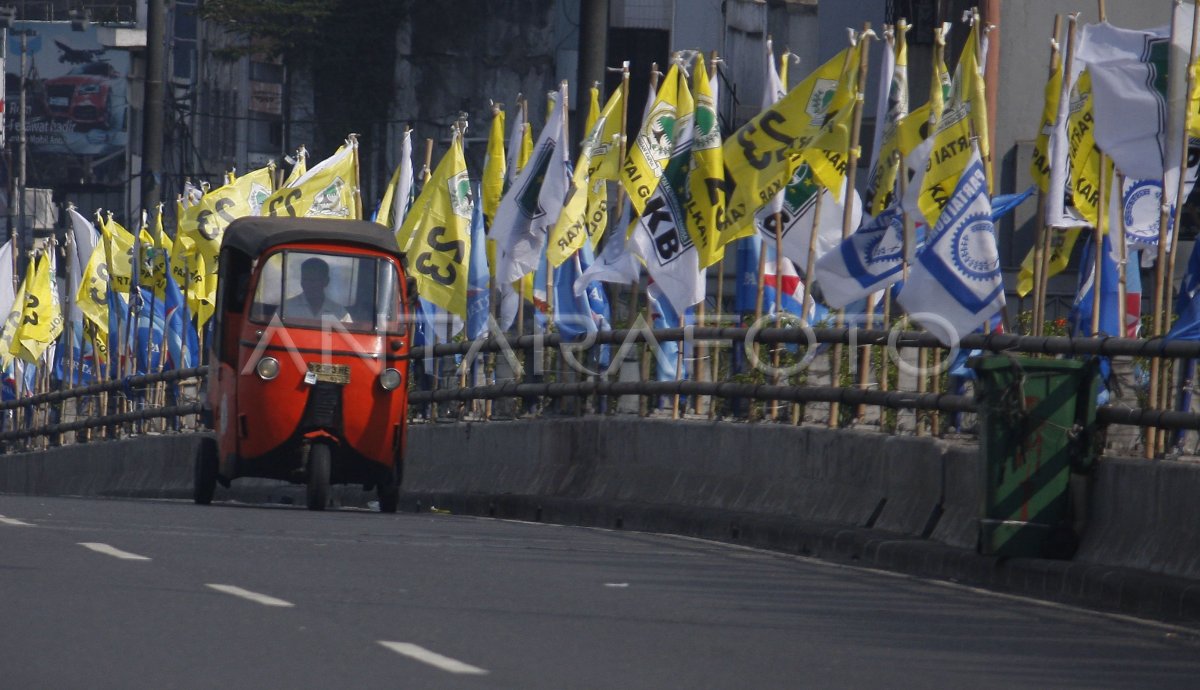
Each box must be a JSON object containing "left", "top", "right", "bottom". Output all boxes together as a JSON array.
[
  {"left": 637, "top": 64, "right": 662, "bottom": 418},
  {"left": 1156, "top": 1, "right": 1200, "bottom": 453},
  {"left": 1092, "top": 157, "right": 1109, "bottom": 337},
  {"left": 1148, "top": 1, "right": 1198, "bottom": 456},
  {"left": 829, "top": 25, "right": 874, "bottom": 428},
  {"left": 1031, "top": 15, "right": 1064, "bottom": 336}
]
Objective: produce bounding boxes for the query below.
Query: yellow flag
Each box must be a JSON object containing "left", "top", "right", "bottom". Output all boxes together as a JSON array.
[
  {"left": 104, "top": 215, "right": 137, "bottom": 295},
  {"left": 11, "top": 252, "right": 64, "bottom": 364},
  {"left": 549, "top": 87, "right": 624, "bottom": 266},
  {"left": 404, "top": 137, "right": 473, "bottom": 317},
  {"left": 1017, "top": 228, "right": 1082, "bottom": 297},
  {"left": 804, "top": 40, "right": 868, "bottom": 196},
  {"left": 179, "top": 164, "right": 276, "bottom": 273},
  {"left": 913, "top": 26, "right": 984, "bottom": 228},
  {"left": 720, "top": 46, "right": 852, "bottom": 242},
  {"left": 584, "top": 84, "right": 601, "bottom": 134},
  {"left": 518, "top": 119, "right": 533, "bottom": 172},
  {"left": 76, "top": 237, "right": 110, "bottom": 344},
  {"left": 1031, "top": 55, "right": 1063, "bottom": 195},
  {"left": 898, "top": 102, "right": 930, "bottom": 156},
  {"left": 622, "top": 64, "right": 680, "bottom": 215},
  {"left": 482, "top": 108, "right": 507, "bottom": 226},
  {"left": 866, "top": 27, "right": 910, "bottom": 216},
  {"left": 0, "top": 268, "right": 27, "bottom": 370},
  {"left": 1189, "top": 56, "right": 1200, "bottom": 139},
  {"left": 262, "top": 140, "right": 359, "bottom": 220},
  {"left": 683, "top": 57, "right": 728, "bottom": 267},
  {"left": 282, "top": 146, "right": 308, "bottom": 187},
  {"left": 929, "top": 31, "right": 951, "bottom": 126},
  {"left": 1068, "top": 70, "right": 1102, "bottom": 226}
]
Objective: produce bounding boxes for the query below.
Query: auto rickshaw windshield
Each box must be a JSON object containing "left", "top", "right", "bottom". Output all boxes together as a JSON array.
[{"left": 249, "top": 250, "right": 400, "bottom": 332}]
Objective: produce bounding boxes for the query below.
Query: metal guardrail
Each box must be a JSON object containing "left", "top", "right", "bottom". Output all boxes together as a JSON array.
[
  {"left": 407, "top": 326, "right": 1200, "bottom": 435},
  {"left": 4, "top": 327, "right": 1200, "bottom": 453}
]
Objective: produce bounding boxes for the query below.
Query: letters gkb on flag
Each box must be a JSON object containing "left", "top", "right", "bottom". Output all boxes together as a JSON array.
[{"left": 896, "top": 148, "right": 1003, "bottom": 346}]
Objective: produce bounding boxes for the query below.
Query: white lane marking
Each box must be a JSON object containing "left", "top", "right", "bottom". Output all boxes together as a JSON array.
[
  {"left": 78, "top": 542, "right": 150, "bottom": 561},
  {"left": 0, "top": 515, "right": 34, "bottom": 526},
  {"left": 604, "top": 582, "right": 629, "bottom": 588},
  {"left": 205, "top": 584, "right": 294, "bottom": 608},
  {"left": 378, "top": 641, "right": 488, "bottom": 675}
]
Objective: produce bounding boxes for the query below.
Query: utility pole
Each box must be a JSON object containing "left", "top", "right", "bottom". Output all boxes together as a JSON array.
[
  {"left": 17, "top": 28, "right": 28, "bottom": 260},
  {"left": 141, "top": 0, "right": 166, "bottom": 211},
  {"left": 576, "top": 0, "right": 609, "bottom": 141}
]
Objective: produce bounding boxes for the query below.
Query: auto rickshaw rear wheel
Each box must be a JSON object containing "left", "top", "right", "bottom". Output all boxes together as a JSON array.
[
  {"left": 306, "top": 444, "right": 331, "bottom": 511},
  {"left": 193, "top": 449, "right": 217, "bottom": 505}
]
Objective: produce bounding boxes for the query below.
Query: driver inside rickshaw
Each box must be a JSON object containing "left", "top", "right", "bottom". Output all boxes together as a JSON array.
[{"left": 282, "top": 257, "right": 351, "bottom": 323}]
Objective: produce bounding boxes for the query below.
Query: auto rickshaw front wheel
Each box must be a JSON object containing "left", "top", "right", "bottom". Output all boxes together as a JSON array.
[
  {"left": 306, "top": 444, "right": 331, "bottom": 511},
  {"left": 377, "top": 473, "right": 399, "bottom": 514}
]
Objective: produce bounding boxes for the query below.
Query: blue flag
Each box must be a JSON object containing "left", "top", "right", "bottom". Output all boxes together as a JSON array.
[
  {"left": 1169, "top": 240, "right": 1200, "bottom": 340},
  {"left": 164, "top": 272, "right": 200, "bottom": 369},
  {"left": 990, "top": 186, "right": 1035, "bottom": 222},
  {"left": 896, "top": 149, "right": 1004, "bottom": 346},
  {"left": 465, "top": 186, "right": 491, "bottom": 341},
  {"left": 813, "top": 207, "right": 907, "bottom": 310},
  {"left": 734, "top": 235, "right": 762, "bottom": 316},
  {"left": 647, "top": 280, "right": 692, "bottom": 382},
  {"left": 1069, "top": 233, "right": 1121, "bottom": 337}
]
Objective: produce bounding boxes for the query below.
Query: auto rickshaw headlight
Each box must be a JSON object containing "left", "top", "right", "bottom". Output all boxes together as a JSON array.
[
  {"left": 255, "top": 356, "right": 280, "bottom": 381},
  {"left": 379, "top": 368, "right": 402, "bottom": 391}
]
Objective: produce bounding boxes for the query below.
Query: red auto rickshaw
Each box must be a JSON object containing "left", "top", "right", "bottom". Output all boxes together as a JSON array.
[{"left": 195, "top": 217, "right": 411, "bottom": 511}]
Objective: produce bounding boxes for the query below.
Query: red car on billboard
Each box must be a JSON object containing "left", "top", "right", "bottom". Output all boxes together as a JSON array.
[{"left": 41, "top": 59, "right": 123, "bottom": 131}]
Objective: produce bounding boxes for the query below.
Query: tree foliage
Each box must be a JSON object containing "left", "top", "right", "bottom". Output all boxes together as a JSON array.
[{"left": 196, "top": 0, "right": 335, "bottom": 61}]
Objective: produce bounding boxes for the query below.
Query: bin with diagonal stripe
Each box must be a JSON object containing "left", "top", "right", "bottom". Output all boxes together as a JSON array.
[{"left": 970, "top": 355, "right": 1101, "bottom": 558}]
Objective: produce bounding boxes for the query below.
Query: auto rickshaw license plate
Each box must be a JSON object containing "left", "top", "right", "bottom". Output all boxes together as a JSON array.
[{"left": 306, "top": 362, "right": 351, "bottom": 385}]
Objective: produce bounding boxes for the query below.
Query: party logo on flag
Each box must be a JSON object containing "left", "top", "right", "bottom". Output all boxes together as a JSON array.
[
  {"left": 448, "top": 170, "right": 473, "bottom": 219},
  {"left": 953, "top": 213, "right": 1001, "bottom": 282},
  {"left": 806, "top": 79, "right": 838, "bottom": 121},
  {"left": 248, "top": 183, "right": 271, "bottom": 215},
  {"left": 307, "top": 178, "right": 350, "bottom": 217},
  {"left": 640, "top": 104, "right": 677, "bottom": 170},
  {"left": 779, "top": 164, "right": 820, "bottom": 238},
  {"left": 865, "top": 213, "right": 905, "bottom": 266}
]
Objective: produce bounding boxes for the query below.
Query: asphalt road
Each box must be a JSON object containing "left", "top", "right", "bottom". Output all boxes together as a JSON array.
[{"left": 2, "top": 495, "right": 1199, "bottom": 689}]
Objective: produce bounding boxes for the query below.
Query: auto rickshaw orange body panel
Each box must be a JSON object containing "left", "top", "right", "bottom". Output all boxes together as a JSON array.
[{"left": 206, "top": 217, "right": 410, "bottom": 488}]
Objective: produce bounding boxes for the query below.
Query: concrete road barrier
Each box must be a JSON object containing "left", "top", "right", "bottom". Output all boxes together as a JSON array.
[{"left": 4, "top": 419, "right": 1200, "bottom": 622}]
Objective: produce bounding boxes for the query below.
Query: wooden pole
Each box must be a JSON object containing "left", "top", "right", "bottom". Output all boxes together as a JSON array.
[
  {"left": 829, "top": 25, "right": 874, "bottom": 428},
  {"left": 1148, "top": 3, "right": 1197, "bottom": 456},
  {"left": 1156, "top": 3, "right": 1200, "bottom": 453},
  {"left": 1117, "top": 173, "right": 1128, "bottom": 334},
  {"left": 1091, "top": 158, "right": 1107, "bottom": 337},
  {"left": 638, "top": 64, "right": 661, "bottom": 418},
  {"left": 1031, "top": 15, "right": 1063, "bottom": 336}
]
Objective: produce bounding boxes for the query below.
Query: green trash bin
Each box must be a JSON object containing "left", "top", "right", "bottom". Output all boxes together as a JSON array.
[{"left": 969, "top": 354, "right": 1101, "bottom": 559}]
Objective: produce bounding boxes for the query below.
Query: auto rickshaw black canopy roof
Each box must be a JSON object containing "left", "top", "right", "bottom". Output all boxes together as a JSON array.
[{"left": 220, "top": 217, "right": 403, "bottom": 259}]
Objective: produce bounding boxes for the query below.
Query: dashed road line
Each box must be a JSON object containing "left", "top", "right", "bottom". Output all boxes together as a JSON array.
[
  {"left": 205, "top": 584, "right": 294, "bottom": 608},
  {"left": 378, "top": 641, "right": 488, "bottom": 675},
  {"left": 78, "top": 543, "right": 151, "bottom": 561},
  {"left": 0, "top": 515, "right": 34, "bottom": 526}
]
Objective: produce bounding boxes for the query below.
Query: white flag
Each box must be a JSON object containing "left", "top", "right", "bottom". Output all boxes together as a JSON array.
[
  {"left": 392, "top": 130, "right": 415, "bottom": 232},
  {"left": 813, "top": 207, "right": 908, "bottom": 310},
  {"left": 897, "top": 147, "right": 1003, "bottom": 346},
  {"left": 1077, "top": 8, "right": 1194, "bottom": 189},
  {"left": 630, "top": 70, "right": 704, "bottom": 314},
  {"left": 575, "top": 202, "right": 640, "bottom": 294},
  {"left": 492, "top": 89, "right": 565, "bottom": 285},
  {"left": 758, "top": 163, "right": 862, "bottom": 275},
  {"left": 67, "top": 207, "right": 99, "bottom": 321}
]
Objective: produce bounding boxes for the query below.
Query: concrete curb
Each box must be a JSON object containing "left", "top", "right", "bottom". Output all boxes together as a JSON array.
[{"left": 392, "top": 489, "right": 1200, "bottom": 625}]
